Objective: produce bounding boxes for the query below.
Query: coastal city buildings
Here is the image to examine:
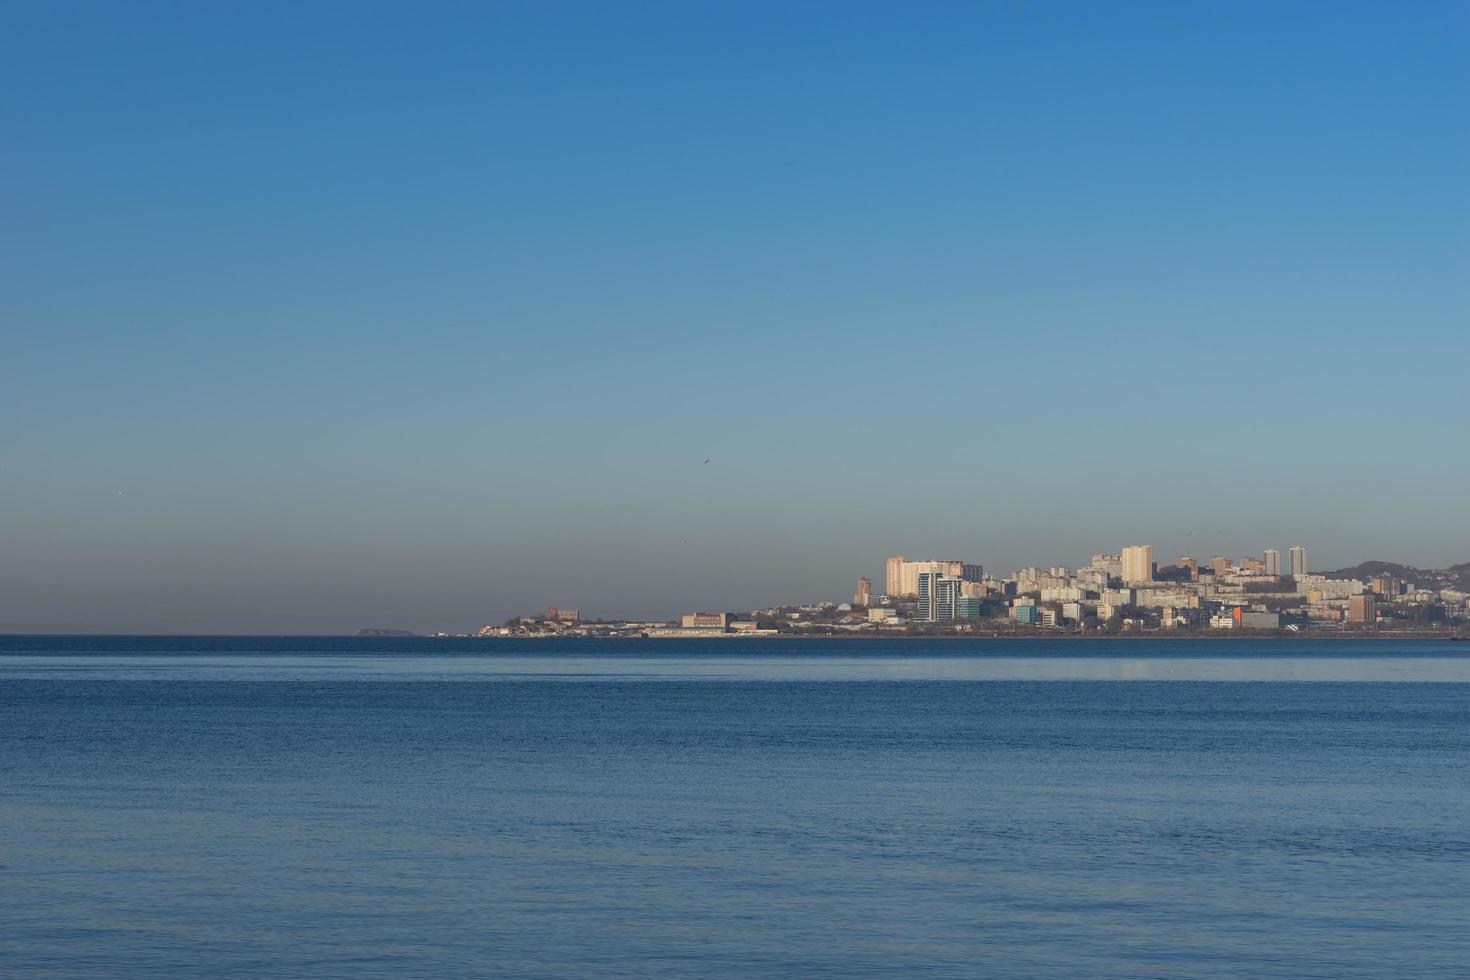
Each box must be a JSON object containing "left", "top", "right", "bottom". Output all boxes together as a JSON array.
[
  {"left": 1348, "top": 594, "right": 1377, "bottom": 625},
  {"left": 885, "top": 557, "right": 974, "bottom": 597},
  {"left": 465, "top": 540, "right": 1467, "bottom": 639},
  {"left": 884, "top": 556, "right": 904, "bottom": 597},
  {"left": 1121, "top": 546, "right": 1154, "bottom": 584}
]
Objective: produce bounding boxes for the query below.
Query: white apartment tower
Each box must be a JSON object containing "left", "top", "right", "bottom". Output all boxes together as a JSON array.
[
  {"left": 886, "top": 556, "right": 968, "bottom": 597},
  {"left": 885, "top": 556, "right": 905, "bottom": 597},
  {"left": 1264, "top": 549, "right": 1281, "bottom": 576},
  {"left": 1289, "top": 546, "right": 1308, "bottom": 578},
  {"left": 1120, "top": 545, "right": 1154, "bottom": 584}
]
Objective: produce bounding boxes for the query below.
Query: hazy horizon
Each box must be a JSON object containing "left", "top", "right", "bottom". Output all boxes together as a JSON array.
[{"left": 5, "top": 2, "right": 1467, "bottom": 633}]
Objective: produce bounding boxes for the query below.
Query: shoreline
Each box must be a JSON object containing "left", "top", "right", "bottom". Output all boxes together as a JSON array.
[{"left": 460, "top": 630, "right": 1464, "bottom": 642}]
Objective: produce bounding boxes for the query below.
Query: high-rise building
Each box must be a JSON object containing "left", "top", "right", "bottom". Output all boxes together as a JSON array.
[
  {"left": 1120, "top": 545, "right": 1154, "bottom": 584},
  {"left": 917, "top": 572, "right": 966, "bottom": 622},
  {"left": 890, "top": 559, "right": 967, "bottom": 597},
  {"left": 1289, "top": 546, "right": 1308, "bottom": 578},
  {"left": 1176, "top": 556, "right": 1199, "bottom": 580},
  {"left": 1209, "top": 555, "right": 1232, "bottom": 576},
  {"left": 854, "top": 576, "right": 872, "bottom": 607},
  {"left": 885, "top": 556, "right": 905, "bottom": 597},
  {"left": 1264, "top": 549, "right": 1281, "bottom": 576}
]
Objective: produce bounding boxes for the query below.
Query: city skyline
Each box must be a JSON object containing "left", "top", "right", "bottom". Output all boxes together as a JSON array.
[
  {"left": 3, "top": 532, "right": 1462, "bottom": 634},
  {"left": 471, "top": 539, "right": 1469, "bottom": 637}
]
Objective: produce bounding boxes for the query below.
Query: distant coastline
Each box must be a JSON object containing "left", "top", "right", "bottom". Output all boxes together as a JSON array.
[{"left": 427, "top": 629, "right": 1464, "bottom": 641}]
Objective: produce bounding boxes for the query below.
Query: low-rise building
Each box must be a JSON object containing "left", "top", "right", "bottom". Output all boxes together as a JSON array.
[{"left": 681, "top": 612, "right": 730, "bottom": 628}]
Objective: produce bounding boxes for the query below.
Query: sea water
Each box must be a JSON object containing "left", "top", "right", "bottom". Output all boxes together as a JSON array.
[{"left": 3, "top": 636, "right": 1467, "bottom": 978}]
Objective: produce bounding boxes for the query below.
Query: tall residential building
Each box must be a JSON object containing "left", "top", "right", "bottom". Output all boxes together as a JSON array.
[
  {"left": 1176, "top": 556, "right": 1200, "bottom": 580},
  {"left": 890, "top": 558, "right": 967, "bottom": 597},
  {"left": 885, "top": 556, "right": 906, "bottom": 597},
  {"left": 854, "top": 576, "right": 872, "bottom": 607},
  {"left": 1289, "top": 546, "right": 1308, "bottom": 578},
  {"left": 1120, "top": 545, "right": 1154, "bottom": 584},
  {"left": 1264, "top": 549, "right": 1281, "bottom": 577},
  {"left": 917, "top": 572, "right": 966, "bottom": 622}
]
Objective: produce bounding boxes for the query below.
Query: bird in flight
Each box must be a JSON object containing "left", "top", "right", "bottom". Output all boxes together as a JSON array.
[{"left": 703, "top": 458, "right": 710, "bottom": 464}]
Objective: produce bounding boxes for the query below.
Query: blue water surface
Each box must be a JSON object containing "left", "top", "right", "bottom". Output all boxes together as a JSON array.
[{"left": 2, "top": 636, "right": 1468, "bottom": 978}]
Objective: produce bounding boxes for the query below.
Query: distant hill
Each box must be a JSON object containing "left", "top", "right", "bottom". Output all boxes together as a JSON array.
[
  {"left": 356, "top": 628, "right": 416, "bottom": 636},
  {"left": 1319, "top": 561, "right": 1424, "bottom": 582},
  {"left": 1316, "top": 561, "right": 1470, "bottom": 592}
]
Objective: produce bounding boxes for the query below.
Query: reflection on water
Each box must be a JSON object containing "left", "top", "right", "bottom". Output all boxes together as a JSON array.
[{"left": 4, "top": 653, "right": 1470, "bottom": 682}]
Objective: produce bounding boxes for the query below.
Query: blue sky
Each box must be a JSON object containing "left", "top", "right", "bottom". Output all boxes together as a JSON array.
[{"left": 3, "top": 1, "right": 1467, "bottom": 631}]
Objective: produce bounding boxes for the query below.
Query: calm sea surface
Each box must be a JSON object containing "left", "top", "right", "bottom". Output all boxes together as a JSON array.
[{"left": 3, "top": 636, "right": 1469, "bottom": 979}]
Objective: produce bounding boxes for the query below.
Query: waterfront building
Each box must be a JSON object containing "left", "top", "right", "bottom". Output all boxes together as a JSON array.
[
  {"left": 1348, "top": 594, "right": 1378, "bottom": 625},
  {"left": 954, "top": 595, "right": 984, "bottom": 621},
  {"left": 917, "top": 572, "right": 967, "bottom": 622},
  {"left": 854, "top": 576, "right": 872, "bottom": 607},
  {"left": 1238, "top": 610, "right": 1281, "bottom": 630}
]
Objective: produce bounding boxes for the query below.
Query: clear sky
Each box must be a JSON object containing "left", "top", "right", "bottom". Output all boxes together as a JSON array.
[{"left": 3, "top": 1, "right": 1467, "bottom": 632}]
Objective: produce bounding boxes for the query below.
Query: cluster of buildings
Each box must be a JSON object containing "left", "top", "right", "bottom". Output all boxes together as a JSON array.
[
  {"left": 853, "top": 547, "right": 1468, "bottom": 633},
  {"left": 450, "top": 548, "right": 1467, "bottom": 639},
  {"left": 469, "top": 608, "right": 779, "bottom": 638}
]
